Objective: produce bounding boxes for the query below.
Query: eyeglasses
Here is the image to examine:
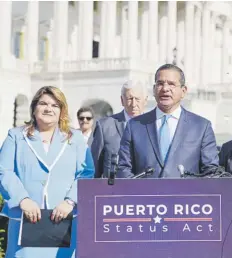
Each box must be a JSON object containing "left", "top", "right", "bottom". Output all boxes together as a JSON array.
[
  {"left": 154, "top": 80, "right": 182, "bottom": 89},
  {"left": 78, "top": 116, "right": 93, "bottom": 121}
]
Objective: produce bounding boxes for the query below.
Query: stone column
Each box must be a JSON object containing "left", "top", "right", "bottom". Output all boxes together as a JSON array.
[
  {"left": 79, "top": 1, "right": 94, "bottom": 60},
  {"left": 193, "top": 7, "right": 201, "bottom": 86},
  {"left": 70, "top": 25, "right": 78, "bottom": 60},
  {"left": 121, "top": 2, "right": 128, "bottom": 58},
  {"left": 148, "top": 1, "right": 158, "bottom": 62},
  {"left": 128, "top": 1, "right": 138, "bottom": 58},
  {"left": 201, "top": 2, "right": 211, "bottom": 86},
  {"left": 209, "top": 12, "right": 217, "bottom": 83},
  {"left": 176, "top": 10, "right": 185, "bottom": 68},
  {"left": 46, "top": 19, "right": 54, "bottom": 61},
  {"left": 19, "top": 26, "right": 26, "bottom": 60},
  {"left": 0, "top": 1, "right": 12, "bottom": 58},
  {"left": 221, "top": 18, "right": 230, "bottom": 83},
  {"left": 53, "top": 1, "right": 69, "bottom": 60},
  {"left": 105, "top": 1, "right": 117, "bottom": 58},
  {"left": 159, "top": 3, "right": 168, "bottom": 64},
  {"left": 140, "top": 2, "right": 149, "bottom": 60},
  {"left": 99, "top": 1, "right": 107, "bottom": 58},
  {"left": 27, "top": 0, "right": 39, "bottom": 63},
  {"left": 167, "top": 1, "right": 177, "bottom": 63},
  {"left": 184, "top": 2, "right": 195, "bottom": 85}
]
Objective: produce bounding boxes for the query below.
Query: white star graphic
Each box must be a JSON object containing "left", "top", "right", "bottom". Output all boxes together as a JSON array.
[{"left": 153, "top": 215, "right": 162, "bottom": 224}]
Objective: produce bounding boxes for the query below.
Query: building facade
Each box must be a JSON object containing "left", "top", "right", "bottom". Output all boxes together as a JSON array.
[{"left": 0, "top": 1, "right": 232, "bottom": 145}]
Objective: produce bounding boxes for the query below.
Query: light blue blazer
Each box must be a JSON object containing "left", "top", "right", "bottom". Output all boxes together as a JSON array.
[{"left": 0, "top": 126, "right": 94, "bottom": 258}]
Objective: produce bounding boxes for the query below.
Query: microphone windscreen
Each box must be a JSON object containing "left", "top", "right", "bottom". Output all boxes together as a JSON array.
[{"left": 177, "top": 164, "right": 185, "bottom": 176}]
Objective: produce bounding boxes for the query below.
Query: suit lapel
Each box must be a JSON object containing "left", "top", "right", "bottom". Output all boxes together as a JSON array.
[
  {"left": 46, "top": 127, "right": 68, "bottom": 170},
  {"left": 23, "top": 127, "right": 68, "bottom": 171},
  {"left": 145, "top": 109, "right": 164, "bottom": 167},
  {"left": 114, "top": 111, "right": 126, "bottom": 138},
  {"left": 165, "top": 108, "right": 188, "bottom": 165},
  {"left": 23, "top": 128, "right": 50, "bottom": 171}
]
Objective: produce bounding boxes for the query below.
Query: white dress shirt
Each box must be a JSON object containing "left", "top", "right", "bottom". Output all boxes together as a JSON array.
[
  {"left": 83, "top": 130, "right": 92, "bottom": 143},
  {"left": 124, "top": 110, "right": 132, "bottom": 123},
  {"left": 156, "top": 106, "right": 182, "bottom": 143}
]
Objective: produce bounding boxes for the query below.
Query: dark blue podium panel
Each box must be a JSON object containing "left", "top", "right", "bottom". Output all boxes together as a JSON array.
[{"left": 77, "top": 178, "right": 232, "bottom": 258}]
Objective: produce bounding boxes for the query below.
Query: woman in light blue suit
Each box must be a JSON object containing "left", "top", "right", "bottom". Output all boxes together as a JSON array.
[{"left": 0, "top": 86, "right": 94, "bottom": 258}]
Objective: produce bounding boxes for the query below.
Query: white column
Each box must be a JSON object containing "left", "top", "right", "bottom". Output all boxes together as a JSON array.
[
  {"left": 167, "top": 1, "right": 177, "bottom": 63},
  {"left": 46, "top": 19, "right": 54, "bottom": 60},
  {"left": 221, "top": 18, "right": 230, "bottom": 83},
  {"left": 70, "top": 25, "right": 78, "bottom": 60},
  {"left": 209, "top": 13, "right": 217, "bottom": 83},
  {"left": 121, "top": 3, "right": 128, "bottom": 58},
  {"left": 176, "top": 11, "right": 185, "bottom": 69},
  {"left": 201, "top": 3, "right": 211, "bottom": 86},
  {"left": 79, "top": 1, "right": 94, "bottom": 60},
  {"left": 27, "top": 0, "right": 39, "bottom": 63},
  {"left": 184, "top": 2, "right": 194, "bottom": 85},
  {"left": 20, "top": 25, "right": 26, "bottom": 60},
  {"left": 53, "top": 1, "right": 69, "bottom": 60},
  {"left": 140, "top": 2, "right": 149, "bottom": 60},
  {"left": 193, "top": 7, "right": 201, "bottom": 86},
  {"left": 148, "top": 1, "right": 158, "bottom": 62},
  {"left": 0, "top": 1, "right": 12, "bottom": 58},
  {"left": 105, "top": 1, "right": 117, "bottom": 58},
  {"left": 159, "top": 3, "right": 168, "bottom": 64},
  {"left": 99, "top": 1, "right": 107, "bottom": 58},
  {"left": 128, "top": 1, "right": 138, "bottom": 58}
]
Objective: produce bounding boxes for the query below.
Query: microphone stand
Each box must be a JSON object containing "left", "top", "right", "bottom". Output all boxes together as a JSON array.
[{"left": 108, "top": 154, "right": 118, "bottom": 185}]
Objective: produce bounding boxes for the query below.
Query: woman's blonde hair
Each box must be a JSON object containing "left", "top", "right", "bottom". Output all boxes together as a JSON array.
[{"left": 25, "top": 86, "right": 72, "bottom": 139}]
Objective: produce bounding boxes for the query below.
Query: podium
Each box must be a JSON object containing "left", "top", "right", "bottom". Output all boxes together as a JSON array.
[{"left": 77, "top": 178, "right": 232, "bottom": 258}]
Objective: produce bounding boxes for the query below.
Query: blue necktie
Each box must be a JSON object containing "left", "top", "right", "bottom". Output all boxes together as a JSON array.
[{"left": 159, "top": 115, "right": 171, "bottom": 163}]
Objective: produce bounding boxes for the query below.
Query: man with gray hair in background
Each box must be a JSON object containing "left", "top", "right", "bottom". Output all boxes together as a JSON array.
[{"left": 91, "top": 80, "right": 148, "bottom": 178}]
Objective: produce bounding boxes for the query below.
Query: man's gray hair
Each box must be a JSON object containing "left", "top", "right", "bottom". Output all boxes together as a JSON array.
[{"left": 121, "top": 80, "right": 148, "bottom": 97}]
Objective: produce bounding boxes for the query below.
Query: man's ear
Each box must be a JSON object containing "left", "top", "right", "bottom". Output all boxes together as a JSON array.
[
  {"left": 153, "top": 85, "right": 156, "bottom": 97},
  {"left": 121, "top": 96, "right": 124, "bottom": 107},
  {"left": 181, "top": 85, "right": 188, "bottom": 99}
]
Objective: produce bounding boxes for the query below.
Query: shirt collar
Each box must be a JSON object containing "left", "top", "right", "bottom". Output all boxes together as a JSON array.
[
  {"left": 84, "top": 130, "right": 92, "bottom": 138},
  {"left": 156, "top": 106, "right": 182, "bottom": 120},
  {"left": 124, "top": 110, "right": 132, "bottom": 122}
]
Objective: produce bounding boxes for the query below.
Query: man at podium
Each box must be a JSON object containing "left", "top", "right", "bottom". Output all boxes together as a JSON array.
[{"left": 117, "top": 64, "right": 219, "bottom": 178}]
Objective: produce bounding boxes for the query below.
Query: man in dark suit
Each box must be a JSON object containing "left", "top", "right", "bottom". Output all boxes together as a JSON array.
[
  {"left": 219, "top": 141, "right": 232, "bottom": 173},
  {"left": 91, "top": 80, "right": 148, "bottom": 178},
  {"left": 77, "top": 106, "right": 95, "bottom": 146},
  {"left": 117, "top": 64, "right": 219, "bottom": 178}
]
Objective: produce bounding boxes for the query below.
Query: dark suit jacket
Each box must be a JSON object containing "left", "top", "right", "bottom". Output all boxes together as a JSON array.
[
  {"left": 117, "top": 107, "right": 219, "bottom": 178},
  {"left": 91, "top": 111, "right": 125, "bottom": 178},
  {"left": 219, "top": 140, "right": 232, "bottom": 173}
]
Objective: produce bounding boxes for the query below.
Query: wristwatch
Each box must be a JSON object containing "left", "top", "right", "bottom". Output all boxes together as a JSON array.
[{"left": 65, "top": 198, "right": 76, "bottom": 207}]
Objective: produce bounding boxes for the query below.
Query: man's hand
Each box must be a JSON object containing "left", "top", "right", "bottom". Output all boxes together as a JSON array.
[
  {"left": 20, "top": 198, "right": 41, "bottom": 223},
  {"left": 51, "top": 200, "right": 74, "bottom": 223}
]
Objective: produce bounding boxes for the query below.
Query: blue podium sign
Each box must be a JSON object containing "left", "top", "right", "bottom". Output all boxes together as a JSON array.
[{"left": 77, "top": 179, "right": 232, "bottom": 258}]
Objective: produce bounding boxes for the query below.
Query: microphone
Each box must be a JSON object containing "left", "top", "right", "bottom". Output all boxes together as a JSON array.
[
  {"left": 108, "top": 154, "right": 118, "bottom": 185},
  {"left": 132, "top": 167, "right": 155, "bottom": 179},
  {"left": 177, "top": 164, "right": 185, "bottom": 178}
]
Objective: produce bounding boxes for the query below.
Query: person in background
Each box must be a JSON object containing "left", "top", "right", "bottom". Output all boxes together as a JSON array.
[
  {"left": 91, "top": 80, "right": 148, "bottom": 178},
  {"left": 0, "top": 86, "right": 94, "bottom": 258},
  {"left": 117, "top": 64, "right": 219, "bottom": 178},
  {"left": 219, "top": 140, "right": 232, "bottom": 173},
  {"left": 77, "top": 106, "right": 95, "bottom": 146}
]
